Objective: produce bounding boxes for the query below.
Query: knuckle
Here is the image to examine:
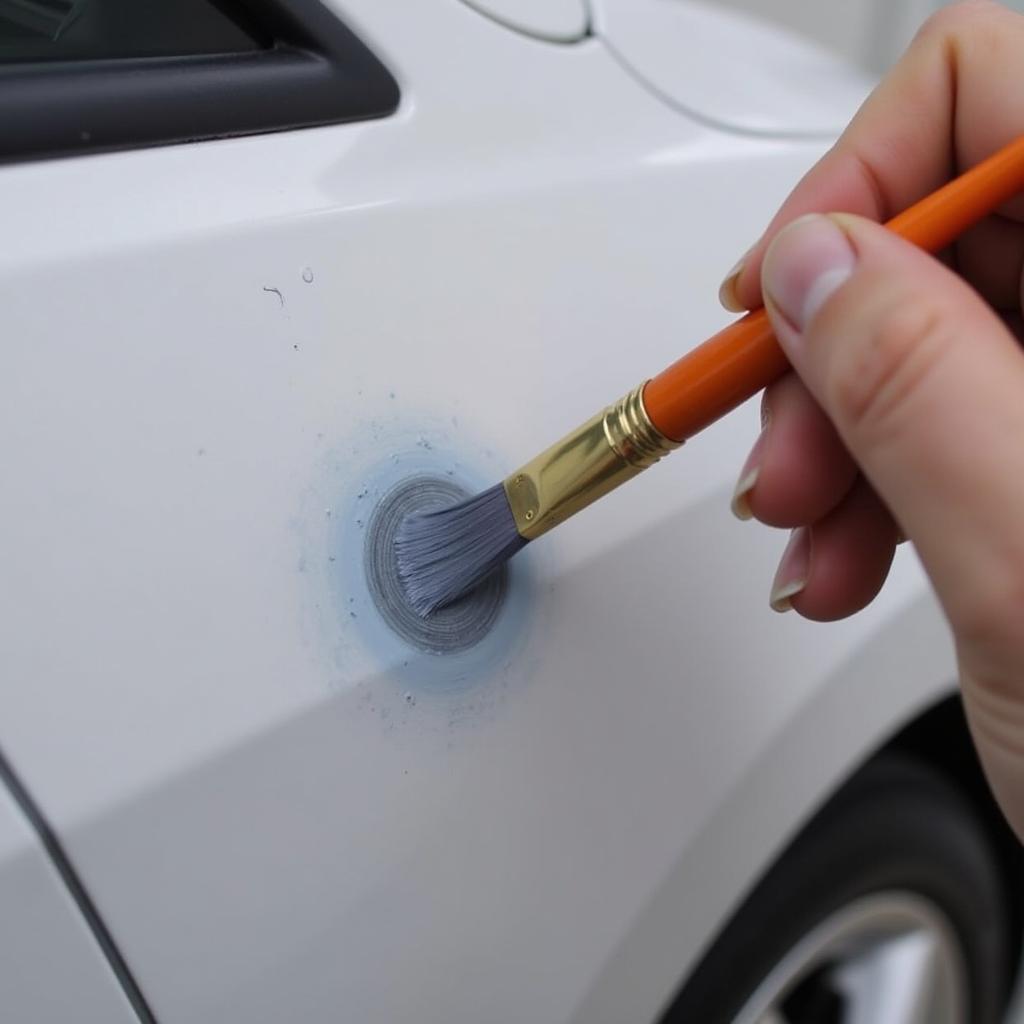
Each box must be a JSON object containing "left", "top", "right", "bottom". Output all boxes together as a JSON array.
[
  {"left": 954, "top": 565, "right": 1024, "bottom": 677},
  {"left": 963, "top": 673, "right": 1024, "bottom": 803},
  {"left": 826, "top": 301, "right": 951, "bottom": 444},
  {"left": 914, "top": 0, "right": 997, "bottom": 43}
]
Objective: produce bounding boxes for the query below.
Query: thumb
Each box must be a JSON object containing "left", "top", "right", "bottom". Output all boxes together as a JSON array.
[{"left": 762, "top": 212, "right": 1024, "bottom": 831}]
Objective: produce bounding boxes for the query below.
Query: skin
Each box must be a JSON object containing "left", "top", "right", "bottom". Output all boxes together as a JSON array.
[{"left": 720, "top": 0, "right": 1024, "bottom": 839}]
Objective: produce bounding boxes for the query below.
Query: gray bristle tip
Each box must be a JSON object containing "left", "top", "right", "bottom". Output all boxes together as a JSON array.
[{"left": 395, "top": 483, "right": 527, "bottom": 616}]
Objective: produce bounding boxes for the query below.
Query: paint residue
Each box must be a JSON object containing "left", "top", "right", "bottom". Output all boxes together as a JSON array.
[{"left": 295, "top": 408, "right": 545, "bottom": 743}]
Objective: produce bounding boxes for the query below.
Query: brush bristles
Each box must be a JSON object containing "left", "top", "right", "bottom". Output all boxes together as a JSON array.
[{"left": 395, "top": 483, "right": 528, "bottom": 616}]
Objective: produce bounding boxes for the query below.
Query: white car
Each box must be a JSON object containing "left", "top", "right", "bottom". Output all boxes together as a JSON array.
[{"left": 1, "top": 1, "right": 1018, "bottom": 1022}]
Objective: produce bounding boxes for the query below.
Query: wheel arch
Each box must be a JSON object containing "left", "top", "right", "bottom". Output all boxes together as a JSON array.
[
  {"left": 883, "top": 694, "right": 1024, "bottom": 1000},
  {"left": 667, "top": 693, "right": 1024, "bottom": 1021}
]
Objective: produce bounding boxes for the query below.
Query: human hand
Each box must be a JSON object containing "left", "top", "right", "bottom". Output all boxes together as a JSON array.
[{"left": 722, "top": 1, "right": 1024, "bottom": 834}]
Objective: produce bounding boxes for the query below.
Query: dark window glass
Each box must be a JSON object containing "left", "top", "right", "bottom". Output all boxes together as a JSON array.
[
  {"left": 0, "top": 0, "right": 400, "bottom": 161},
  {"left": 0, "top": 0, "right": 266, "bottom": 63}
]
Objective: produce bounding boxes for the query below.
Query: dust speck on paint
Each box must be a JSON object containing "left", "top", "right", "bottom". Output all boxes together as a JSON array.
[
  {"left": 389, "top": 391, "right": 395, "bottom": 400},
  {"left": 196, "top": 447, "right": 206, "bottom": 456},
  {"left": 262, "top": 286, "right": 284, "bottom": 307},
  {"left": 302, "top": 267, "right": 314, "bottom": 283}
]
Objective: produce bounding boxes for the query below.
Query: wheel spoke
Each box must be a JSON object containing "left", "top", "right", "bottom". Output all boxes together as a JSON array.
[
  {"left": 732, "top": 892, "right": 966, "bottom": 1024},
  {"left": 835, "top": 930, "right": 949, "bottom": 1024}
]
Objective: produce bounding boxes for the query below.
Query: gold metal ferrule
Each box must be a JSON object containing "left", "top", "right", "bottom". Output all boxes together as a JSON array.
[{"left": 503, "top": 382, "right": 682, "bottom": 540}]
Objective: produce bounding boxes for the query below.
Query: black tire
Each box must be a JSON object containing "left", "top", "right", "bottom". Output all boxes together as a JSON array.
[{"left": 660, "top": 753, "right": 1012, "bottom": 1023}]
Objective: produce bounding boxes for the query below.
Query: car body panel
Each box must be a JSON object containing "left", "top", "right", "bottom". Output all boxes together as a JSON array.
[
  {"left": 593, "top": 0, "right": 871, "bottom": 136},
  {"left": 458, "top": 0, "right": 589, "bottom": 42},
  {"left": 0, "top": 2, "right": 956, "bottom": 1021},
  {"left": 0, "top": 775, "right": 139, "bottom": 1021}
]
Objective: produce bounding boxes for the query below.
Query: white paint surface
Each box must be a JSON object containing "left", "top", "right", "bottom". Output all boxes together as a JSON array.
[
  {"left": 716, "top": 0, "right": 1024, "bottom": 75},
  {"left": 458, "top": 0, "right": 589, "bottom": 41},
  {"left": 0, "top": 1, "right": 962, "bottom": 1021},
  {"left": 0, "top": 780, "right": 137, "bottom": 1021},
  {"left": 593, "top": 0, "right": 872, "bottom": 136}
]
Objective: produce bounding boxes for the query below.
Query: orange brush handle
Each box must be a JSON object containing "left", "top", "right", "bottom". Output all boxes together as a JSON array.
[{"left": 643, "top": 134, "right": 1024, "bottom": 442}]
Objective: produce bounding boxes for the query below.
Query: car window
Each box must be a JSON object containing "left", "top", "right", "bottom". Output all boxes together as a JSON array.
[
  {"left": 0, "top": 0, "right": 398, "bottom": 161},
  {"left": 0, "top": 0, "right": 264, "bottom": 63}
]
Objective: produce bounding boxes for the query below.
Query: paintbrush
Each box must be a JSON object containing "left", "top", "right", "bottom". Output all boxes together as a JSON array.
[{"left": 396, "top": 135, "right": 1024, "bottom": 615}]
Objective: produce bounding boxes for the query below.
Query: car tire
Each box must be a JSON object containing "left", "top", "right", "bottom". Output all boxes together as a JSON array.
[{"left": 660, "top": 752, "right": 1012, "bottom": 1023}]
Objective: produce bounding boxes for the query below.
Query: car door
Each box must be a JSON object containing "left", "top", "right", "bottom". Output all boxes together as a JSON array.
[
  {"left": 0, "top": 2, "right": 953, "bottom": 1021},
  {"left": 0, "top": 762, "right": 142, "bottom": 1021}
]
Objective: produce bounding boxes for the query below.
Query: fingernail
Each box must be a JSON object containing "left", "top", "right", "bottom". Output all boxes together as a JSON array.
[
  {"left": 762, "top": 215, "right": 855, "bottom": 335},
  {"left": 770, "top": 527, "right": 810, "bottom": 612},
  {"left": 731, "top": 431, "right": 765, "bottom": 520},
  {"left": 718, "top": 251, "right": 749, "bottom": 313}
]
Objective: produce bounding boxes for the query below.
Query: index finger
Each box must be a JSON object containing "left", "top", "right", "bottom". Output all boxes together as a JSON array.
[{"left": 727, "top": 0, "right": 1024, "bottom": 312}]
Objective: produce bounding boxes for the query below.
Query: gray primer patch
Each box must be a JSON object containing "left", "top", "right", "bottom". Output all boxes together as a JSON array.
[{"left": 365, "top": 475, "right": 508, "bottom": 655}]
